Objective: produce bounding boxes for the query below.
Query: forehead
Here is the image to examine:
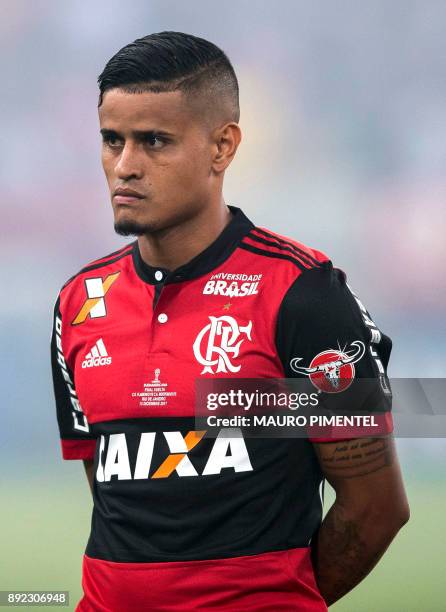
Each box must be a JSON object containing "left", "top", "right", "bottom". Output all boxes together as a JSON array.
[{"left": 98, "top": 88, "right": 193, "bottom": 131}]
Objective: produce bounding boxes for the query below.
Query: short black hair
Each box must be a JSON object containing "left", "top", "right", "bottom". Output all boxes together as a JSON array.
[{"left": 98, "top": 31, "right": 239, "bottom": 122}]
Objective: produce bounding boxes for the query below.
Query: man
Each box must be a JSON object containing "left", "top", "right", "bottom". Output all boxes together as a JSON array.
[{"left": 51, "top": 32, "right": 409, "bottom": 611}]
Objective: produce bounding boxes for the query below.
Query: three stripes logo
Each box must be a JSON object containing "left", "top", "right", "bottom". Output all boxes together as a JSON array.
[
  {"left": 82, "top": 338, "right": 112, "bottom": 369},
  {"left": 72, "top": 272, "right": 120, "bottom": 325}
]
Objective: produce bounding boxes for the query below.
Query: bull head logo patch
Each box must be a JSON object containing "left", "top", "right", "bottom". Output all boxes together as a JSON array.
[{"left": 290, "top": 340, "right": 365, "bottom": 393}]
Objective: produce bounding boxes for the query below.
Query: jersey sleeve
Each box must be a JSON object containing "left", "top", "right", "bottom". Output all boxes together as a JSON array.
[
  {"left": 51, "top": 294, "right": 96, "bottom": 460},
  {"left": 275, "top": 261, "right": 393, "bottom": 442}
]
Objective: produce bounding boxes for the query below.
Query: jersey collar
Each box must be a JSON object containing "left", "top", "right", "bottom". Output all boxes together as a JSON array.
[{"left": 132, "top": 206, "right": 255, "bottom": 285}]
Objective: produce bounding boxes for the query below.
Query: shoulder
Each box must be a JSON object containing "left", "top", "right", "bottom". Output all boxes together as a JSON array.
[
  {"left": 276, "top": 256, "right": 370, "bottom": 345},
  {"left": 279, "top": 258, "right": 350, "bottom": 318},
  {"left": 237, "top": 224, "right": 340, "bottom": 306},
  {"left": 60, "top": 242, "right": 134, "bottom": 292},
  {"left": 243, "top": 226, "right": 329, "bottom": 268},
  {"left": 239, "top": 226, "right": 352, "bottom": 316},
  {"left": 55, "top": 242, "right": 135, "bottom": 317},
  {"left": 240, "top": 225, "right": 330, "bottom": 274}
]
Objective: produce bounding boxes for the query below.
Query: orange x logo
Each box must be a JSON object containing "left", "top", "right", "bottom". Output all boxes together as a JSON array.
[
  {"left": 71, "top": 272, "right": 120, "bottom": 325},
  {"left": 152, "top": 431, "right": 207, "bottom": 479}
]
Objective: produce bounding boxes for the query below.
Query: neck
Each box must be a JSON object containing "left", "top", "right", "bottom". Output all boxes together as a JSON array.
[{"left": 137, "top": 199, "right": 232, "bottom": 271}]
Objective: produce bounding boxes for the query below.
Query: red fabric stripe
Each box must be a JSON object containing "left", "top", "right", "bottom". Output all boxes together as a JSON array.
[
  {"left": 76, "top": 548, "right": 327, "bottom": 611},
  {"left": 253, "top": 227, "right": 328, "bottom": 265},
  {"left": 309, "top": 411, "right": 393, "bottom": 442},
  {"left": 242, "top": 235, "right": 314, "bottom": 269},
  {"left": 61, "top": 439, "right": 96, "bottom": 460},
  {"left": 87, "top": 244, "right": 133, "bottom": 267}
]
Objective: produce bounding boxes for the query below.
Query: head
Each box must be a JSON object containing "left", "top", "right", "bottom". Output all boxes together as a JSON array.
[{"left": 97, "top": 31, "right": 241, "bottom": 236}]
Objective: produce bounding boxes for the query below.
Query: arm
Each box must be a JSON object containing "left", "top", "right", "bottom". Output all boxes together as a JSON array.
[
  {"left": 312, "top": 435, "right": 410, "bottom": 607},
  {"left": 51, "top": 293, "right": 96, "bottom": 464},
  {"left": 274, "top": 262, "right": 406, "bottom": 603},
  {"left": 83, "top": 459, "right": 94, "bottom": 495}
]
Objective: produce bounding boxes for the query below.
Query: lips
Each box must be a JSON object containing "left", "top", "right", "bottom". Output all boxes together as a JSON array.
[{"left": 113, "top": 188, "right": 145, "bottom": 204}]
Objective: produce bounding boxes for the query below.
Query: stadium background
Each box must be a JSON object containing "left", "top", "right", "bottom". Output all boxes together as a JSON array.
[{"left": 1, "top": 1, "right": 445, "bottom": 610}]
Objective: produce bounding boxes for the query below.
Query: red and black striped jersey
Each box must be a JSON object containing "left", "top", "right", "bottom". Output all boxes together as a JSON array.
[{"left": 50, "top": 206, "right": 393, "bottom": 612}]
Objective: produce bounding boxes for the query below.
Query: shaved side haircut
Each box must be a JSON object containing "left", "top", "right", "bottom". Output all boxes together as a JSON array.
[{"left": 98, "top": 31, "right": 240, "bottom": 124}]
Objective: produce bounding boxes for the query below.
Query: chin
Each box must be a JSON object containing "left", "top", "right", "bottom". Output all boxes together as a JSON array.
[
  {"left": 113, "top": 204, "right": 199, "bottom": 237},
  {"left": 113, "top": 211, "right": 164, "bottom": 236},
  {"left": 114, "top": 221, "right": 145, "bottom": 236}
]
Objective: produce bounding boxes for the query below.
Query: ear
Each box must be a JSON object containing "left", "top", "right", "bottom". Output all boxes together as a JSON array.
[{"left": 211, "top": 122, "right": 242, "bottom": 173}]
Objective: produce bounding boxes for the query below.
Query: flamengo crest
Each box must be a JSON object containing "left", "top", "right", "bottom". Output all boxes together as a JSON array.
[{"left": 193, "top": 316, "right": 253, "bottom": 374}]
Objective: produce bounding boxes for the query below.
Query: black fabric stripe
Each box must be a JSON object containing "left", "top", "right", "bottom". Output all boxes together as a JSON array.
[
  {"left": 246, "top": 232, "right": 320, "bottom": 269},
  {"left": 77, "top": 249, "right": 133, "bottom": 275},
  {"left": 239, "top": 242, "right": 307, "bottom": 271},
  {"left": 253, "top": 227, "right": 321, "bottom": 266},
  {"left": 91, "top": 243, "right": 134, "bottom": 265},
  {"left": 62, "top": 248, "right": 133, "bottom": 289},
  {"left": 86, "top": 542, "right": 311, "bottom": 565}
]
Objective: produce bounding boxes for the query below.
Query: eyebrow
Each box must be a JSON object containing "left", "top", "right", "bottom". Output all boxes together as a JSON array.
[{"left": 100, "top": 128, "right": 175, "bottom": 139}]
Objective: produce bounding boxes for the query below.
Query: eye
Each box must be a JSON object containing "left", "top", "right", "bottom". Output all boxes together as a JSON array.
[
  {"left": 145, "top": 133, "right": 165, "bottom": 148},
  {"left": 102, "top": 133, "right": 123, "bottom": 148}
]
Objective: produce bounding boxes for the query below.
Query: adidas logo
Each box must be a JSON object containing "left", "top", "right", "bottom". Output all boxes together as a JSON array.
[{"left": 81, "top": 338, "right": 112, "bottom": 369}]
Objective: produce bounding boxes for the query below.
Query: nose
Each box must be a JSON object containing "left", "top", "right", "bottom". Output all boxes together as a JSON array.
[{"left": 114, "top": 141, "right": 144, "bottom": 181}]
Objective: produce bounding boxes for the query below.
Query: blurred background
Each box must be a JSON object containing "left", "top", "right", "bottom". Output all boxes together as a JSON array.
[{"left": 1, "top": 1, "right": 445, "bottom": 610}]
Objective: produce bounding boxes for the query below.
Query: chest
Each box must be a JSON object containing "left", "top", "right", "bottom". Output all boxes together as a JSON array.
[{"left": 67, "top": 278, "right": 284, "bottom": 424}]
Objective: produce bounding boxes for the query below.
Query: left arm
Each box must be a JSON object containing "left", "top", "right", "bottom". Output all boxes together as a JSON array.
[
  {"left": 312, "top": 435, "right": 410, "bottom": 607},
  {"left": 274, "top": 262, "right": 408, "bottom": 604}
]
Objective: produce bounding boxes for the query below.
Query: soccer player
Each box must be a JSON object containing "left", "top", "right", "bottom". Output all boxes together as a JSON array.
[{"left": 51, "top": 32, "right": 409, "bottom": 611}]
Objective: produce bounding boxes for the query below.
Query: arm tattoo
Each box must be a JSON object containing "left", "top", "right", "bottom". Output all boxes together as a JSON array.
[
  {"left": 317, "top": 436, "right": 394, "bottom": 479},
  {"left": 315, "top": 503, "right": 388, "bottom": 605},
  {"left": 313, "top": 436, "right": 403, "bottom": 604}
]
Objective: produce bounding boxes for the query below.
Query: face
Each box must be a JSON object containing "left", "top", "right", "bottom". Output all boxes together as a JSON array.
[{"left": 99, "top": 88, "right": 218, "bottom": 235}]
